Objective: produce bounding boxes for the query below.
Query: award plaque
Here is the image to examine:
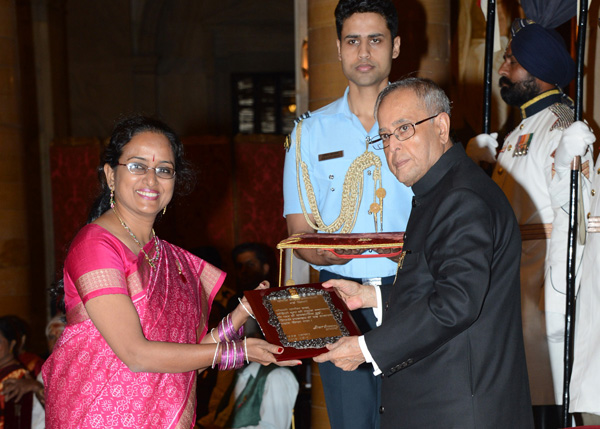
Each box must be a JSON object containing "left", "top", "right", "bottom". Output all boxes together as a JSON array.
[{"left": 244, "top": 283, "right": 361, "bottom": 361}]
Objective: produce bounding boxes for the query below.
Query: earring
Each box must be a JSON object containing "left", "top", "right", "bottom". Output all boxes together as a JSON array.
[
  {"left": 163, "top": 205, "right": 167, "bottom": 215},
  {"left": 110, "top": 189, "right": 115, "bottom": 208}
]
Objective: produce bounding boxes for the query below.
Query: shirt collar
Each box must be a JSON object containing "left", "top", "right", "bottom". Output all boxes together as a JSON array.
[
  {"left": 411, "top": 143, "right": 463, "bottom": 198},
  {"left": 519, "top": 89, "right": 564, "bottom": 119}
]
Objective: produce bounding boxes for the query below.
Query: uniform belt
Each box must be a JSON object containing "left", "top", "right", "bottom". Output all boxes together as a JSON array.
[
  {"left": 520, "top": 223, "right": 552, "bottom": 241},
  {"left": 588, "top": 216, "right": 600, "bottom": 233}
]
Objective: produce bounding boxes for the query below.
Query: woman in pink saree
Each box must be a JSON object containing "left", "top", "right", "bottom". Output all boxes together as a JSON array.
[{"left": 42, "top": 116, "right": 299, "bottom": 429}]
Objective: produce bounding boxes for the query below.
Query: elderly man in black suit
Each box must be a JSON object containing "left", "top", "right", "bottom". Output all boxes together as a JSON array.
[{"left": 315, "top": 77, "right": 534, "bottom": 428}]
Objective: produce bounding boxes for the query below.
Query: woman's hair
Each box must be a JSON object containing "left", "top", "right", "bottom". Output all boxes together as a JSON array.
[
  {"left": 87, "top": 114, "right": 195, "bottom": 223},
  {"left": 0, "top": 316, "right": 19, "bottom": 358},
  {"left": 51, "top": 115, "right": 195, "bottom": 307}
]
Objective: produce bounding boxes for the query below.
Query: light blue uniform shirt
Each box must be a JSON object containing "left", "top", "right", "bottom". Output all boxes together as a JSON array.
[{"left": 283, "top": 87, "right": 413, "bottom": 278}]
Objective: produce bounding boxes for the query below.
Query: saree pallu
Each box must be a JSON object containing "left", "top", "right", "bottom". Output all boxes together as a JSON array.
[{"left": 43, "top": 234, "right": 223, "bottom": 429}]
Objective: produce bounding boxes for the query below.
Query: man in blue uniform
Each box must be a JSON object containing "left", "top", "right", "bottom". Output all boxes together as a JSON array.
[{"left": 282, "top": 1, "right": 412, "bottom": 427}]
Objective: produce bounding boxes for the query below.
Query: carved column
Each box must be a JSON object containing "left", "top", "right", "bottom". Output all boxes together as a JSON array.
[{"left": 0, "top": 0, "right": 46, "bottom": 346}]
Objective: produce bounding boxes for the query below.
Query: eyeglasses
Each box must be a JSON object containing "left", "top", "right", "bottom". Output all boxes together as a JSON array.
[
  {"left": 118, "top": 162, "right": 176, "bottom": 179},
  {"left": 368, "top": 113, "right": 441, "bottom": 150}
]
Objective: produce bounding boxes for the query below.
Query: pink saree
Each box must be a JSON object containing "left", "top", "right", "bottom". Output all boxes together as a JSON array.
[{"left": 42, "top": 224, "right": 224, "bottom": 428}]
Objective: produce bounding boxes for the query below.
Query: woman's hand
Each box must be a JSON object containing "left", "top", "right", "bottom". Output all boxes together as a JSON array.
[
  {"left": 232, "top": 280, "right": 269, "bottom": 324},
  {"left": 2, "top": 376, "right": 44, "bottom": 403},
  {"left": 245, "top": 337, "right": 301, "bottom": 367}
]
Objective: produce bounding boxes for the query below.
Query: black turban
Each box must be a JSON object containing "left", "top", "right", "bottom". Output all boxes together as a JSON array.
[{"left": 511, "top": 21, "right": 575, "bottom": 88}]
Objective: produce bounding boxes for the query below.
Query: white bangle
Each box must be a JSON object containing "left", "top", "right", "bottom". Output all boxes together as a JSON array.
[
  {"left": 210, "top": 328, "right": 218, "bottom": 343},
  {"left": 225, "top": 341, "right": 230, "bottom": 370},
  {"left": 211, "top": 343, "right": 219, "bottom": 369},
  {"left": 238, "top": 297, "right": 255, "bottom": 319},
  {"left": 244, "top": 336, "right": 249, "bottom": 364},
  {"left": 232, "top": 342, "right": 237, "bottom": 368}
]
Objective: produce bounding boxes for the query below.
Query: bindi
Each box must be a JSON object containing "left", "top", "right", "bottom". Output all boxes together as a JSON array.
[{"left": 152, "top": 154, "right": 155, "bottom": 162}]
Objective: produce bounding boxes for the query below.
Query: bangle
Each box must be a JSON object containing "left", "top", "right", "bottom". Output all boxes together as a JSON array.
[
  {"left": 217, "top": 318, "right": 227, "bottom": 342},
  {"left": 211, "top": 343, "right": 220, "bottom": 369},
  {"left": 244, "top": 336, "right": 249, "bottom": 364},
  {"left": 218, "top": 314, "right": 244, "bottom": 342},
  {"left": 228, "top": 314, "right": 244, "bottom": 341},
  {"left": 238, "top": 297, "right": 256, "bottom": 320},
  {"left": 217, "top": 340, "right": 246, "bottom": 370},
  {"left": 232, "top": 341, "right": 238, "bottom": 369},
  {"left": 224, "top": 341, "right": 230, "bottom": 370},
  {"left": 210, "top": 328, "right": 218, "bottom": 343}
]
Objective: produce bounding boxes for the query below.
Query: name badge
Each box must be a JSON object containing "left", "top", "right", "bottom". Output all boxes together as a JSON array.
[{"left": 318, "top": 150, "right": 344, "bottom": 161}]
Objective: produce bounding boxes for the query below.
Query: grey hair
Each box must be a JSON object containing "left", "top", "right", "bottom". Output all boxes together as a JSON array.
[
  {"left": 374, "top": 77, "right": 452, "bottom": 119},
  {"left": 45, "top": 314, "right": 66, "bottom": 338}
]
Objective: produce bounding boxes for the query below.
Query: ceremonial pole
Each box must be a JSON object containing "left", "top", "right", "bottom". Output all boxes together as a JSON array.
[
  {"left": 562, "top": 1, "right": 588, "bottom": 426},
  {"left": 482, "top": 0, "right": 496, "bottom": 134}
]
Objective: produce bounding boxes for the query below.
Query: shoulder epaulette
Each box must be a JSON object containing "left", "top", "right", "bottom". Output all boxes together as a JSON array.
[
  {"left": 549, "top": 102, "right": 574, "bottom": 132},
  {"left": 294, "top": 111, "right": 311, "bottom": 124},
  {"left": 284, "top": 111, "right": 312, "bottom": 151}
]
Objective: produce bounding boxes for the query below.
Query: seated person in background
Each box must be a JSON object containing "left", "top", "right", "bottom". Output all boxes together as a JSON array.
[
  {"left": 3, "top": 314, "right": 67, "bottom": 429},
  {"left": 229, "top": 243, "right": 277, "bottom": 336},
  {"left": 4, "top": 315, "right": 44, "bottom": 377},
  {"left": 0, "top": 316, "right": 33, "bottom": 429},
  {"left": 197, "top": 243, "right": 281, "bottom": 425},
  {"left": 198, "top": 355, "right": 299, "bottom": 428},
  {"left": 232, "top": 243, "right": 276, "bottom": 296}
]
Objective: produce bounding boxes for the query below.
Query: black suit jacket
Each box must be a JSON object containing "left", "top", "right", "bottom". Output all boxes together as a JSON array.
[{"left": 365, "top": 144, "right": 533, "bottom": 428}]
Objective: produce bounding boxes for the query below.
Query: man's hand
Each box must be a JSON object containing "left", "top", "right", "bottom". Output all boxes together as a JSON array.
[
  {"left": 321, "top": 279, "right": 376, "bottom": 310},
  {"left": 373, "top": 246, "right": 402, "bottom": 262},
  {"left": 286, "top": 213, "right": 352, "bottom": 266},
  {"left": 313, "top": 336, "right": 365, "bottom": 371},
  {"left": 315, "top": 248, "right": 355, "bottom": 265},
  {"left": 466, "top": 133, "right": 498, "bottom": 164},
  {"left": 554, "top": 121, "right": 595, "bottom": 178}
]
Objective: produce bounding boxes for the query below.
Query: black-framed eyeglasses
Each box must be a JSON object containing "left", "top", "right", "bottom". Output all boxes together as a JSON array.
[
  {"left": 117, "top": 162, "right": 176, "bottom": 179},
  {"left": 368, "top": 113, "right": 441, "bottom": 150}
]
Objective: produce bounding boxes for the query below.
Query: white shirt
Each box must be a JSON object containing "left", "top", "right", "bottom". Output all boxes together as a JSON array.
[{"left": 234, "top": 362, "right": 299, "bottom": 429}]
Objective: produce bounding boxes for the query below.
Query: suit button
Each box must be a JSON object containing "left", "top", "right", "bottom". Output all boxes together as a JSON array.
[
  {"left": 400, "top": 362, "right": 407, "bottom": 369},
  {"left": 407, "top": 358, "right": 413, "bottom": 365},
  {"left": 379, "top": 406, "right": 385, "bottom": 414}
]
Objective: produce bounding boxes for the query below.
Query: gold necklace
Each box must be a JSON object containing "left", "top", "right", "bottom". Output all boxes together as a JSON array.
[{"left": 111, "top": 206, "right": 160, "bottom": 269}]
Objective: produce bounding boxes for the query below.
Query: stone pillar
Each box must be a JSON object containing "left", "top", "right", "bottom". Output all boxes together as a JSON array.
[
  {"left": 0, "top": 0, "right": 46, "bottom": 349},
  {"left": 391, "top": 0, "right": 451, "bottom": 87},
  {"left": 308, "top": 0, "right": 346, "bottom": 112},
  {"left": 306, "top": 4, "right": 341, "bottom": 427},
  {"left": 0, "top": 1, "right": 30, "bottom": 315},
  {"left": 418, "top": 0, "right": 451, "bottom": 86}
]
